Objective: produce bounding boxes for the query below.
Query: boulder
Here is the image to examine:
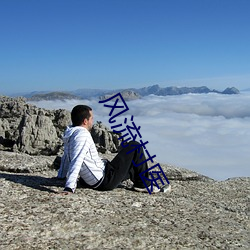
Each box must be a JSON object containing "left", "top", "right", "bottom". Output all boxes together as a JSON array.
[
  {"left": 0, "top": 96, "right": 66, "bottom": 155},
  {"left": 91, "top": 121, "right": 121, "bottom": 153}
]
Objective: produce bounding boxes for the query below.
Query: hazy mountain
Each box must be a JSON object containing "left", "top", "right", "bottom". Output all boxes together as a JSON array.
[
  {"left": 129, "top": 85, "right": 240, "bottom": 96},
  {"left": 98, "top": 85, "right": 240, "bottom": 101},
  {"left": 221, "top": 87, "right": 240, "bottom": 94},
  {"left": 99, "top": 90, "right": 141, "bottom": 101},
  {"left": 70, "top": 88, "right": 113, "bottom": 99},
  {"left": 27, "top": 91, "right": 81, "bottom": 101},
  {"left": 11, "top": 90, "right": 51, "bottom": 98},
  {"left": 10, "top": 85, "right": 240, "bottom": 101}
]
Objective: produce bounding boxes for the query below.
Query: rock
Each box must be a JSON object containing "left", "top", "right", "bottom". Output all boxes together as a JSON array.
[
  {"left": 0, "top": 96, "right": 119, "bottom": 155},
  {"left": 0, "top": 163, "right": 249, "bottom": 249},
  {"left": 0, "top": 140, "right": 249, "bottom": 249},
  {"left": 0, "top": 96, "right": 66, "bottom": 155},
  {"left": 0, "top": 151, "right": 55, "bottom": 173},
  {"left": 160, "top": 163, "right": 214, "bottom": 182},
  {"left": 91, "top": 121, "right": 121, "bottom": 153},
  {"left": 0, "top": 150, "right": 212, "bottom": 183}
]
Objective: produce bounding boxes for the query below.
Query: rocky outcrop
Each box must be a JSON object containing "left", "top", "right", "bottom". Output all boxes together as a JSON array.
[
  {"left": 0, "top": 96, "right": 69, "bottom": 155},
  {"left": 0, "top": 96, "right": 121, "bottom": 155},
  {"left": 0, "top": 151, "right": 249, "bottom": 249},
  {"left": 91, "top": 121, "right": 121, "bottom": 153}
]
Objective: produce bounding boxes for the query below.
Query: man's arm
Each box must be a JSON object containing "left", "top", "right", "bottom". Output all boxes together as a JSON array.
[{"left": 64, "top": 131, "right": 90, "bottom": 193}]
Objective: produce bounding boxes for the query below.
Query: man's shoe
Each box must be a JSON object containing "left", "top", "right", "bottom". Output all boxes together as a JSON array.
[
  {"left": 133, "top": 185, "right": 161, "bottom": 193},
  {"left": 133, "top": 184, "right": 171, "bottom": 194},
  {"left": 160, "top": 184, "right": 171, "bottom": 193}
]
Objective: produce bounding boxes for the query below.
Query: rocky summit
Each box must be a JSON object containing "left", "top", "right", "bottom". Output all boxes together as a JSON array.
[{"left": 0, "top": 96, "right": 249, "bottom": 249}]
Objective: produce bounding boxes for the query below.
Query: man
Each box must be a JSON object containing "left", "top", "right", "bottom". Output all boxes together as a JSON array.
[{"left": 57, "top": 105, "right": 165, "bottom": 194}]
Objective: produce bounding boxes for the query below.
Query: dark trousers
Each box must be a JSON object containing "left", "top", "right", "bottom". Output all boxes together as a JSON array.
[{"left": 97, "top": 141, "right": 151, "bottom": 191}]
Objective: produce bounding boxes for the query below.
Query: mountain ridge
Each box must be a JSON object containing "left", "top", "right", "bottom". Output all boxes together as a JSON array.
[{"left": 9, "top": 84, "right": 240, "bottom": 101}]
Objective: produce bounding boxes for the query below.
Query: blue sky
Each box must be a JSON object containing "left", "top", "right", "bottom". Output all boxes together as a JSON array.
[{"left": 0, "top": 0, "right": 249, "bottom": 95}]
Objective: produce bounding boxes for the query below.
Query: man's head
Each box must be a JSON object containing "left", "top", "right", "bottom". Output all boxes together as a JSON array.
[{"left": 71, "top": 105, "right": 93, "bottom": 131}]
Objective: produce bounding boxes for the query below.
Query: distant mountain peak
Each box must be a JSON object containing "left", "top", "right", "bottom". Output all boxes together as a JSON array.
[
  {"left": 27, "top": 91, "right": 81, "bottom": 101},
  {"left": 99, "top": 90, "right": 140, "bottom": 101},
  {"left": 132, "top": 85, "right": 240, "bottom": 96},
  {"left": 222, "top": 87, "right": 240, "bottom": 94}
]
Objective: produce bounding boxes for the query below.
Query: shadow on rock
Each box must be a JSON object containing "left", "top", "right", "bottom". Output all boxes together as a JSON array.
[{"left": 0, "top": 172, "right": 65, "bottom": 193}]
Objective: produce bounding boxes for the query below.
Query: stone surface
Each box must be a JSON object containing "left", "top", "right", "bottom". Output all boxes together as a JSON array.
[
  {"left": 0, "top": 168, "right": 249, "bottom": 249},
  {"left": 91, "top": 121, "right": 121, "bottom": 153},
  {"left": 0, "top": 150, "right": 249, "bottom": 249},
  {"left": 0, "top": 151, "right": 213, "bottom": 182},
  {"left": 0, "top": 151, "right": 55, "bottom": 173}
]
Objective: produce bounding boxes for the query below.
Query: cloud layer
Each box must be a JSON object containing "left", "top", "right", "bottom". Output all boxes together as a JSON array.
[{"left": 30, "top": 92, "right": 250, "bottom": 180}]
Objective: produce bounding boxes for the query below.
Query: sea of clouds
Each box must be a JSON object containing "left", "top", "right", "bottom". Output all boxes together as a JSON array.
[{"left": 30, "top": 92, "right": 250, "bottom": 181}]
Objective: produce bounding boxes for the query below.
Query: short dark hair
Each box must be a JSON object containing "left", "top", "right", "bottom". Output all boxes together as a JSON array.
[{"left": 71, "top": 105, "right": 92, "bottom": 126}]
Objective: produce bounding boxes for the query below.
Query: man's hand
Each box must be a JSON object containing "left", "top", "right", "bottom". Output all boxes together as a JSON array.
[
  {"left": 63, "top": 187, "right": 74, "bottom": 193},
  {"left": 58, "top": 187, "right": 74, "bottom": 195},
  {"left": 59, "top": 190, "right": 73, "bottom": 195}
]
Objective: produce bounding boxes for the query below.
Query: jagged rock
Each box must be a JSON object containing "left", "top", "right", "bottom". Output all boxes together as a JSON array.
[
  {"left": 91, "top": 121, "right": 121, "bottom": 153},
  {"left": 0, "top": 96, "right": 121, "bottom": 155},
  {"left": 53, "top": 109, "right": 71, "bottom": 132},
  {"left": 17, "top": 112, "right": 60, "bottom": 155},
  {"left": 0, "top": 96, "right": 66, "bottom": 155}
]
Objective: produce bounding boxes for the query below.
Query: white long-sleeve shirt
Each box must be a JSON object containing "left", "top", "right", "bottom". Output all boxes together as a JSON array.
[{"left": 57, "top": 126, "right": 105, "bottom": 192}]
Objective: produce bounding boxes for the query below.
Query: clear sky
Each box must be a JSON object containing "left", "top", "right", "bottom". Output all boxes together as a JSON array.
[{"left": 0, "top": 0, "right": 249, "bottom": 95}]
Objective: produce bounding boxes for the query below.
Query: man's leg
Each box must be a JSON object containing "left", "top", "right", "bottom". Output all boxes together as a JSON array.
[{"left": 97, "top": 141, "right": 151, "bottom": 191}]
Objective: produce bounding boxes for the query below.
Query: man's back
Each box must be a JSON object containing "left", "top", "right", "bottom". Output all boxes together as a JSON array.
[{"left": 58, "top": 126, "right": 105, "bottom": 191}]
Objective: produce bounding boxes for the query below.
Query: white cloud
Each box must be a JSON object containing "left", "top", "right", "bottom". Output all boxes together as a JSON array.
[{"left": 30, "top": 92, "right": 250, "bottom": 181}]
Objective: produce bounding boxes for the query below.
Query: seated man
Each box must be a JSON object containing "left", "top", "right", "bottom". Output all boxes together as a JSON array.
[{"left": 58, "top": 104, "right": 167, "bottom": 194}]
